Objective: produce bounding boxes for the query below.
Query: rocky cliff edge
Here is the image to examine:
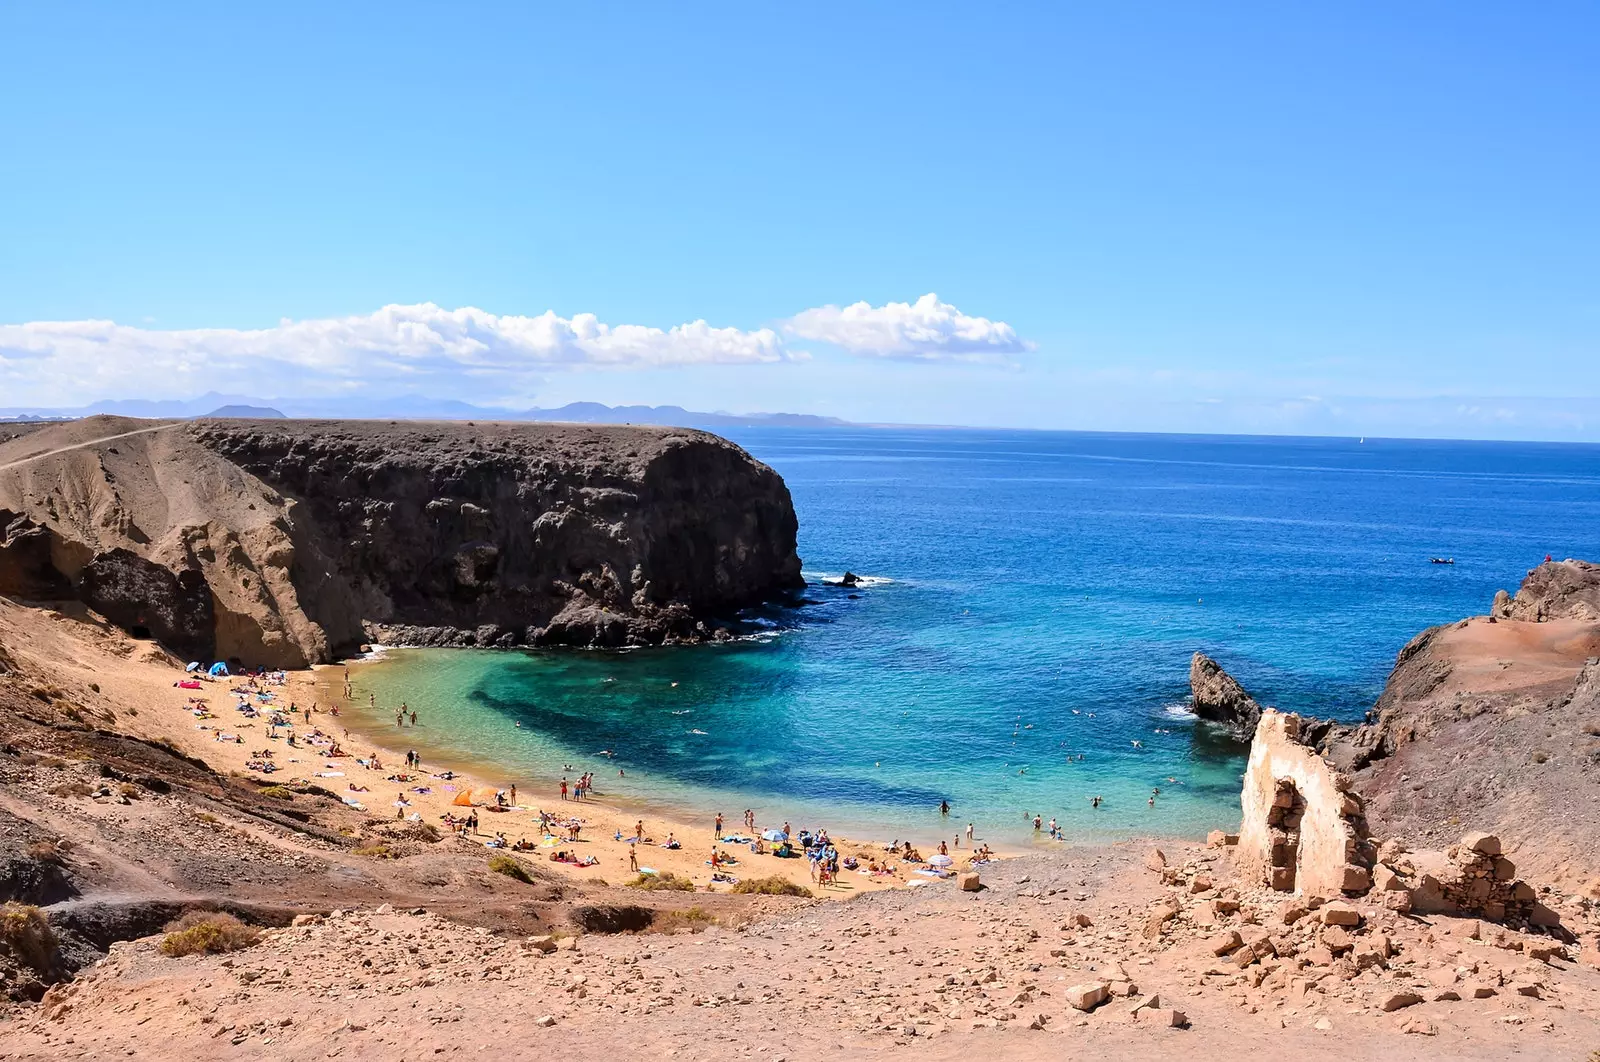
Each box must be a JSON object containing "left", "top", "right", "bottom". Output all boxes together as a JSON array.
[{"left": 0, "top": 417, "right": 804, "bottom": 666}]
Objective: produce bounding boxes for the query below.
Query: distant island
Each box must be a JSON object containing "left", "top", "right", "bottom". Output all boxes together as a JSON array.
[{"left": 0, "top": 393, "right": 850, "bottom": 430}]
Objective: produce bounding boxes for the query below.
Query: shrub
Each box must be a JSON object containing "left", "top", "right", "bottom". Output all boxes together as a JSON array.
[
  {"left": 50, "top": 781, "right": 93, "bottom": 799},
  {"left": 24, "top": 840, "right": 64, "bottom": 864},
  {"left": 159, "top": 911, "right": 260, "bottom": 957},
  {"left": 258, "top": 786, "right": 294, "bottom": 800},
  {"left": 731, "top": 875, "right": 814, "bottom": 898},
  {"left": 626, "top": 871, "right": 695, "bottom": 892},
  {"left": 652, "top": 906, "right": 717, "bottom": 932},
  {"left": 488, "top": 854, "right": 533, "bottom": 883},
  {"left": 0, "top": 903, "right": 59, "bottom": 974},
  {"left": 353, "top": 842, "right": 397, "bottom": 859}
]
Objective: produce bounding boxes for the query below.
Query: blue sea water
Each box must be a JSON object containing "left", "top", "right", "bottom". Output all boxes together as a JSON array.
[{"left": 353, "top": 429, "right": 1600, "bottom": 847}]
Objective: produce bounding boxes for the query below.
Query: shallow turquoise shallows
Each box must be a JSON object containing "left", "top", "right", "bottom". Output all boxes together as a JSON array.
[{"left": 351, "top": 428, "right": 1600, "bottom": 847}]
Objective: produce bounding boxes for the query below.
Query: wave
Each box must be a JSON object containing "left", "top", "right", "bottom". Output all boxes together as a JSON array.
[
  {"left": 1158, "top": 701, "right": 1196, "bottom": 722},
  {"left": 802, "top": 569, "right": 896, "bottom": 587}
]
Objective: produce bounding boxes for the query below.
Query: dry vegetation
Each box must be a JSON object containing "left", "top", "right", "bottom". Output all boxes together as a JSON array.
[
  {"left": 158, "top": 912, "right": 260, "bottom": 958},
  {"left": 626, "top": 871, "right": 695, "bottom": 892},
  {"left": 731, "top": 874, "right": 813, "bottom": 897}
]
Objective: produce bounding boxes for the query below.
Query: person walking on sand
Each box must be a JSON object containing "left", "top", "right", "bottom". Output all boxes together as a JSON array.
[
  {"left": 714, "top": 812, "right": 724, "bottom": 839},
  {"left": 509, "top": 784, "right": 516, "bottom": 806},
  {"left": 966, "top": 822, "right": 974, "bottom": 843},
  {"left": 629, "top": 846, "right": 638, "bottom": 873},
  {"left": 560, "top": 779, "right": 568, "bottom": 801}
]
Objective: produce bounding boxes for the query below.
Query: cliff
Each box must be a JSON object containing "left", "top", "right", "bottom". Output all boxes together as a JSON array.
[
  {"left": 0, "top": 416, "right": 804, "bottom": 666},
  {"left": 1322, "top": 560, "right": 1600, "bottom": 889}
]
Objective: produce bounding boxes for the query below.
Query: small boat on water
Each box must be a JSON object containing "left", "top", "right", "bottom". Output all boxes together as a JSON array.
[{"left": 1430, "top": 557, "right": 1455, "bottom": 565}]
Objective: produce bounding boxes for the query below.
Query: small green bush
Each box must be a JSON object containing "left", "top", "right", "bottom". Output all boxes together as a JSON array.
[
  {"left": 731, "top": 875, "right": 813, "bottom": 897},
  {"left": 159, "top": 911, "right": 260, "bottom": 957},
  {"left": 626, "top": 871, "right": 695, "bottom": 892},
  {"left": 488, "top": 854, "right": 533, "bottom": 883},
  {"left": 353, "top": 842, "right": 397, "bottom": 859},
  {"left": 258, "top": 786, "right": 294, "bottom": 800}
]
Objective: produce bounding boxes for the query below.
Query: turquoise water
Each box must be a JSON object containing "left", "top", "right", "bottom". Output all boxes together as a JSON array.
[{"left": 353, "top": 429, "right": 1600, "bottom": 847}]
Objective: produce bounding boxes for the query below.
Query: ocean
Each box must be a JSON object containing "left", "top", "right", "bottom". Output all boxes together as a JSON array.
[{"left": 350, "top": 428, "right": 1600, "bottom": 847}]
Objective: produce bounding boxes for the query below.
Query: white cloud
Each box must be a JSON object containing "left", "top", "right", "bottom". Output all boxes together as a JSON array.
[
  {"left": 0, "top": 302, "right": 793, "bottom": 406},
  {"left": 784, "top": 293, "right": 1033, "bottom": 362}
]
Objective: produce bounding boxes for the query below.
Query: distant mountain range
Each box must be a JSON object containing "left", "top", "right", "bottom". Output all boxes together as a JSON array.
[{"left": 0, "top": 393, "right": 850, "bottom": 430}]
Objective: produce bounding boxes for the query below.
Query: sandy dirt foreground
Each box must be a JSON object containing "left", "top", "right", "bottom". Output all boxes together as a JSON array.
[{"left": 7, "top": 848, "right": 1600, "bottom": 1062}]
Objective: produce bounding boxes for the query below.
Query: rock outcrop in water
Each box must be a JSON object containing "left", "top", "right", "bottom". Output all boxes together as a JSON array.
[
  {"left": 0, "top": 416, "right": 804, "bottom": 665},
  {"left": 1189, "top": 652, "right": 1264, "bottom": 732}
]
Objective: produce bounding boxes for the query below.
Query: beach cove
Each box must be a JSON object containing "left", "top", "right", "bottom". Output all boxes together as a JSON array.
[{"left": 315, "top": 428, "right": 1600, "bottom": 850}]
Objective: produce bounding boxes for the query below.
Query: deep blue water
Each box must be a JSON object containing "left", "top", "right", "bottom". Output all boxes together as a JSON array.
[{"left": 356, "top": 429, "right": 1600, "bottom": 846}]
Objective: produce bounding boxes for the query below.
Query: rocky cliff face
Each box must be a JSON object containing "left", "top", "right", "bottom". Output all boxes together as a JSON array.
[
  {"left": 1319, "top": 563, "right": 1600, "bottom": 890},
  {"left": 1492, "top": 558, "right": 1600, "bottom": 623},
  {"left": 1189, "top": 652, "right": 1264, "bottom": 732},
  {"left": 0, "top": 417, "right": 804, "bottom": 666}
]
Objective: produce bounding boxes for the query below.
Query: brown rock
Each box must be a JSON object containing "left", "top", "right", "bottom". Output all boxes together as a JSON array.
[
  {"left": 1277, "top": 900, "right": 1310, "bottom": 925},
  {"left": 1207, "top": 930, "right": 1243, "bottom": 956},
  {"left": 958, "top": 872, "right": 982, "bottom": 892},
  {"left": 1377, "top": 991, "right": 1423, "bottom": 1012},
  {"left": 1065, "top": 982, "right": 1110, "bottom": 1012},
  {"left": 1460, "top": 832, "right": 1501, "bottom": 857},
  {"left": 1145, "top": 848, "right": 1168, "bottom": 872},
  {"left": 1321, "top": 901, "right": 1361, "bottom": 926}
]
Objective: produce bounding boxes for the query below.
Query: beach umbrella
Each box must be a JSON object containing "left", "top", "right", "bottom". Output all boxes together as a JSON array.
[
  {"left": 928, "top": 854, "right": 954, "bottom": 867},
  {"left": 208, "top": 662, "right": 230, "bottom": 677},
  {"left": 185, "top": 662, "right": 201, "bottom": 672},
  {"left": 761, "top": 829, "right": 786, "bottom": 842}
]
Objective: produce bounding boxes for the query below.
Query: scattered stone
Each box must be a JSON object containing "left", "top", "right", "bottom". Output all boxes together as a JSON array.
[
  {"left": 1320, "top": 902, "right": 1361, "bottom": 927},
  {"left": 958, "top": 872, "right": 982, "bottom": 892},
  {"left": 1377, "top": 991, "right": 1423, "bottom": 1012},
  {"left": 1065, "top": 982, "right": 1110, "bottom": 1012}
]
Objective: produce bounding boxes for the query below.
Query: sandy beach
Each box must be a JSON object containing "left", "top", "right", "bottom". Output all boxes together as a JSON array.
[
  {"left": 5, "top": 593, "right": 990, "bottom": 899},
  {"left": 278, "top": 656, "right": 999, "bottom": 896}
]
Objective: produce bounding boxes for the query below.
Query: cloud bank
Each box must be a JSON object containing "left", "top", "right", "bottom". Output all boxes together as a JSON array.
[
  {"left": 0, "top": 295, "right": 1031, "bottom": 407},
  {"left": 784, "top": 293, "right": 1033, "bottom": 362}
]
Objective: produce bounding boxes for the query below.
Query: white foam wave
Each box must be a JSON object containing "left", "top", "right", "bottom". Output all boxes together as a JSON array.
[{"left": 802, "top": 569, "right": 895, "bottom": 587}]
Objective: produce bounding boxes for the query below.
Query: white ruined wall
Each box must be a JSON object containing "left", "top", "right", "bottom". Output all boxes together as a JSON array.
[{"left": 1236, "top": 710, "right": 1372, "bottom": 897}]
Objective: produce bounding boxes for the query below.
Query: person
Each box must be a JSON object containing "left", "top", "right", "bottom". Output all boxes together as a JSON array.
[
  {"left": 560, "top": 779, "right": 568, "bottom": 801},
  {"left": 940, "top": 800, "right": 950, "bottom": 816},
  {"left": 1033, "top": 814, "right": 1042, "bottom": 831},
  {"left": 509, "top": 784, "right": 516, "bottom": 805},
  {"left": 635, "top": 819, "right": 644, "bottom": 841},
  {"left": 664, "top": 832, "right": 680, "bottom": 849},
  {"left": 966, "top": 822, "right": 974, "bottom": 842},
  {"left": 629, "top": 846, "right": 638, "bottom": 872},
  {"left": 410, "top": 709, "right": 418, "bottom": 726},
  {"left": 938, "top": 840, "right": 948, "bottom": 856},
  {"left": 714, "top": 812, "right": 724, "bottom": 838}
]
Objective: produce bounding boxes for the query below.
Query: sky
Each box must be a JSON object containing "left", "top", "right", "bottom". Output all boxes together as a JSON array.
[{"left": 1, "top": 3, "right": 1597, "bottom": 439}]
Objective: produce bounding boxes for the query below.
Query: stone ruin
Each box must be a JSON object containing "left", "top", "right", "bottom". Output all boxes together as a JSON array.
[
  {"left": 1233, "top": 709, "right": 1560, "bottom": 932},
  {"left": 1235, "top": 710, "right": 1373, "bottom": 897}
]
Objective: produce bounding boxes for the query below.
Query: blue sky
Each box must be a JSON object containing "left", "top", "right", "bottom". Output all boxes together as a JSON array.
[{"left": 1, "top": 3, "right": 1597, "bottom": 438}]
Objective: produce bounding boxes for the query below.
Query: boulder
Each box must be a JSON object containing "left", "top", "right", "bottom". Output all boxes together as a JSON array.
[
  {"left": 1189, "top": 652, "right": 1264, "bottom": 731},
  {"left": 1065, "top": 982, "right": 1110, "bottom": 1012}
]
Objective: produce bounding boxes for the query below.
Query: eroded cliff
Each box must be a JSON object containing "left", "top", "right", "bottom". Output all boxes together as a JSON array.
[{"left": 0, "top": 416, "right": 804, "bottom": 666}]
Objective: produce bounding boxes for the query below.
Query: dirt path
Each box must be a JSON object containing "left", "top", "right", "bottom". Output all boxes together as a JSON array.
[{"left": 0, "top": 422, "right": 179, "bottom": 473}]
